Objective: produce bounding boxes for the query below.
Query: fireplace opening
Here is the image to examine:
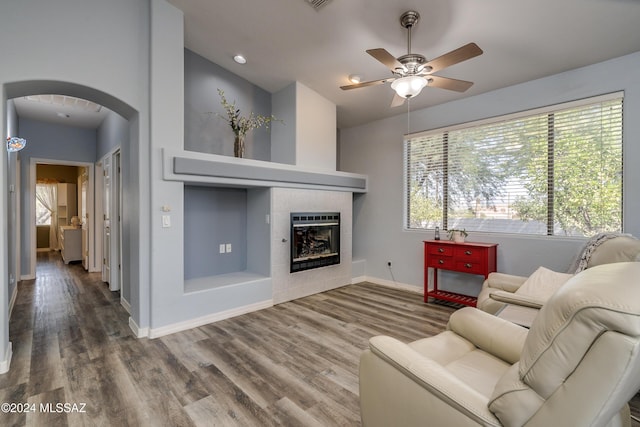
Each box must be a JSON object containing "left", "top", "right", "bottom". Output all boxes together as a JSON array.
[{"left": 290, "top": 212, "right": 340, "bottom": 273}]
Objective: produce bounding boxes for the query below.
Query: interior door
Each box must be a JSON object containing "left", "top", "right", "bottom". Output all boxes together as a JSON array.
[
  {"left": 109, "top": 151, "right": 121, "bottom": 292},
  {"left": 102, "top": 156, "right": 111, "bottom": 284}
]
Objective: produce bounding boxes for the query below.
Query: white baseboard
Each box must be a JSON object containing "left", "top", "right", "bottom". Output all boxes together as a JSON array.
[
  {"left": 351, "top": 275, "right": 366, "bottom": 284},
  {"left": 20, "top": 274, "right": 35, "bottom": 281},
  {"left": 359, "top": 276, "right": 423, "bottom": 294},
  {"left": 120, "top": 297, "right": 131, "bottom": 314},
  {"left": 0, "top": 342, "right": 13, "bottom": 374},
  {"left": 129, "top": 317, "right": 149, "bottom": 338},
  {"left": 148, "top": 299, "right": 274, "bottom": 339}
]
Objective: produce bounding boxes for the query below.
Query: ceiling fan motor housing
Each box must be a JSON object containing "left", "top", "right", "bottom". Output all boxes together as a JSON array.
[{"left": 397, "top": 54, "right": 430, "bottom": 75}]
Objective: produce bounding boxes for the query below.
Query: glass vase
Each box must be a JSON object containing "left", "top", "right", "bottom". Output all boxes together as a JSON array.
[{"left": 234, "top": 134, "right": 245, "bottom": 158}]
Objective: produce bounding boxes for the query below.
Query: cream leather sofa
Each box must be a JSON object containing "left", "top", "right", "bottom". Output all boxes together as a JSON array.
[
  {"left": 477, "top": 235, "right": 640, "bottom": 315},
  {"left": 359, "top": 262, "right": 640, "bottom": 427}
]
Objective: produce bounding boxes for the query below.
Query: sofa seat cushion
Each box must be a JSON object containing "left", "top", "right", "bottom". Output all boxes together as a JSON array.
[{"left": 410, "top": 331, "right": 512, "bottom": 398}]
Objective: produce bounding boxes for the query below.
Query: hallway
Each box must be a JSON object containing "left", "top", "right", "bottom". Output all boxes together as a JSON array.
[{"left": 0, "top": 252, "right": 134, "bottom": 426}]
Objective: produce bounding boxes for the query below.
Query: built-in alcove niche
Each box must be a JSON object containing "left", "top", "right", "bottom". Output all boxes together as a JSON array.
[{"left": 183, "top": 185, "right": 270, "bottom": 293}]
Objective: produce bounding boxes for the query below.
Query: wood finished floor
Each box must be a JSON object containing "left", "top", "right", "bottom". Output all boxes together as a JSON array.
[{"left": 1, "top": 251, "right": 638, "bottom": 426}]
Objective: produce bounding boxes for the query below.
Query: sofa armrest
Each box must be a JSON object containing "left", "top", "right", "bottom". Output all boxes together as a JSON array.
[
  {"left": 489, "top": 290, "right": 545, "bottom": 309},
  {"left": 485, "top": 272, "right": 528, "bottom": 293},
  {"left": 364, "top": 335, "right": 501, "bottom": 426},
  {"left": 447, "top": 307, "right": 528, "bottom": 364}
]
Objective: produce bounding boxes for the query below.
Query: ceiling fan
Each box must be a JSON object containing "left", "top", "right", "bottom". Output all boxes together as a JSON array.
[{"left": 340, "top": 10, "right": 483, "bottom": 107}]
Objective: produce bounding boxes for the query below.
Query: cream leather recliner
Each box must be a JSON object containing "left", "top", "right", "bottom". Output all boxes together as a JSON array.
[
  {"left": 477, "top": 234, "right": 640, "bottom": 315},
  {"left": 359, "top": 262, "right": 640, "bottom": 427}
]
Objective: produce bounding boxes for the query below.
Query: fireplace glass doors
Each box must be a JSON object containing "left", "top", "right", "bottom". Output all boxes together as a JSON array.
[{"left": 290, "top": 213, "right": 340, "bottom": 273}]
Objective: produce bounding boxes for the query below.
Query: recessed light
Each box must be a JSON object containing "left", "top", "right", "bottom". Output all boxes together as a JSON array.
[
  {"left": 349, "top": 74, "right": 362, "bottom": 84},
  {"left": 56, "top": 112, "right": 70, "bottom": 118},
  {"left": 233, "top": 54, "right": 247, "bottom": 64}
]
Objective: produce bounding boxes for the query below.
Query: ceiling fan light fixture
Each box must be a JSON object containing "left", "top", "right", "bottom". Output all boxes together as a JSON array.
[
  {"left": 391, "top": 75, "right": 427, "bottom": 98},
  {"left": 349, "top": 74, "right": 362, "bottom": 84}
]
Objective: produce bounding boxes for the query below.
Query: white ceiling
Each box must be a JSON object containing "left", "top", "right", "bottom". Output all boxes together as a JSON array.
[
  {"left": 169, "top": 0, "right": 640, "bottom": 129},
  {"left": 13, "top": 94, "right": 109, "bottom": 129},
  {"left": 13, "top": 0, "right": 640, "bottom": 130}
]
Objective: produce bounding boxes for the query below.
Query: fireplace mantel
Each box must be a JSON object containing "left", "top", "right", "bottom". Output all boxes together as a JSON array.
[{"left": 163, "top": 149, "right": 367, "bottom": 193}]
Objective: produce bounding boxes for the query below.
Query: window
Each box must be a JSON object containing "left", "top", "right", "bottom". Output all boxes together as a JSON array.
[
  {"left": 405, "top": 93, "right": 623, "bottom": 237},
  {"left": 35, "top": 183, "right": 57, "bottom": 226}
]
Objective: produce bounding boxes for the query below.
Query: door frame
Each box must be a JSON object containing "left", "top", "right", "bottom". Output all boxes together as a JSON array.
[
  {"left": 96, "top": 148, "right": 122, "bottom": 292},
  {"left": 29, "top": 158, "right": 96, "bottom": 278}
]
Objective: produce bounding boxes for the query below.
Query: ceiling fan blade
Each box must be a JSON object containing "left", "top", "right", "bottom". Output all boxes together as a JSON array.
[
  {"left": 340, "top": 77, "right": 395, "bottom": 90},
  {"left": 427, "top": 75, "right": 474, "bottom": 92},
  {"left": 390, "top": 93, "right": 406, "bottom": 108},
  {"left": 424, "top": 43, "right": 483, "bottom": 74},
  {"left": 366, "top": 48, "right": 405, "bottom": 72}
]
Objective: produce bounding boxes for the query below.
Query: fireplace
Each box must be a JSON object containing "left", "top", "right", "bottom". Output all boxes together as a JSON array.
[{"left": 290, "top": 212, "right": 340, "bottom": 273}]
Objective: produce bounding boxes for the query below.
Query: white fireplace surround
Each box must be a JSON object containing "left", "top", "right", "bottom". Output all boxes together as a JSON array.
[{"left": 271, "top": 188, "right": 352, "bottom": 304}]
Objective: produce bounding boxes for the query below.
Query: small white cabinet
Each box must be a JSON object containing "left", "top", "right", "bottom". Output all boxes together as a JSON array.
[{"left": 60, "top": 226, "right": 82, "bottom": 264}]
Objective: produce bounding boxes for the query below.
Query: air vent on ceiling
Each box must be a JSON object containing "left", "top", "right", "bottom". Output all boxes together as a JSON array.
[
  {"left": 24, "top": 94, "right": 102, "bottom": 113},
  {"left": 305, "top": 0, "right": 332, "bottom": 10}
]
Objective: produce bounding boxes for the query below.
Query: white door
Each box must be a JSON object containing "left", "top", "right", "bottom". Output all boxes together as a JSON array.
[
  {"left": 110, "top": 151, "right": 121, "bottom": 292},
  {"left": 102, "top": 156, "right": 111, "bottom": 284}
]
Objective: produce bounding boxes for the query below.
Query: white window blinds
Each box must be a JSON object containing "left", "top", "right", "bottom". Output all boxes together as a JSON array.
[{"left": 405, "top": 93, "right": 623, "bottom": 237}]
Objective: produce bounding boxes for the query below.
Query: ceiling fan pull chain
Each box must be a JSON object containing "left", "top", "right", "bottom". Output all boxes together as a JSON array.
[{"left": 407, "top": 98, "right": 411, "bottom": 134}]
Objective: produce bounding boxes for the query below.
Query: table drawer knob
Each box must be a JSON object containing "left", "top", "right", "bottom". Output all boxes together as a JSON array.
[
  {"left": 465, "top": 263, "right": 472, "bottom": 268},
  {"left": 439, "top": 260, "right": 445, "bottom": 264},
  {"left": 465, "top": 250, "right": 472, "bottom": 255},
  {"left": 438, "top": 248, "right": 444, "bottom": 253}
]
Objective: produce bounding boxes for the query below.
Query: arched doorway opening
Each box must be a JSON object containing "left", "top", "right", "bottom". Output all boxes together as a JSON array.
[{"left": 2, "top": 80, "right": 141, "bottom": 373}]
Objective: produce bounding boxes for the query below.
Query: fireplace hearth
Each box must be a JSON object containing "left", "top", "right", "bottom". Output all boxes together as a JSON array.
[{"left": 290, "top": 212, "right": 340, "bottom": 273}]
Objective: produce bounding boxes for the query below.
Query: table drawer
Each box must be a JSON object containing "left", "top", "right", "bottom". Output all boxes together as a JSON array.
[
  {"left": 454, "top": 247, "right": 483, "bottom": 261},
  {"left": 427, "top": 257, "right": 456, "bottom": 269},
  {"left": 454, "top": 261, "right": 485, "bottom": 275},
  {"left": 428, "top": 245, "right": 455, "bottom": 257}
]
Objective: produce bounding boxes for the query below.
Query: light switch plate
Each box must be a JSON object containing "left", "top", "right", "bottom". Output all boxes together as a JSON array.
[{"left": 162, "top": 215, "right": 171, "bottom": 228}]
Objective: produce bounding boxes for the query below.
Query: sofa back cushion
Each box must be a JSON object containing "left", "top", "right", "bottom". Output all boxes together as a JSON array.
[{"left": 587, "top": 235, "right": 640, "bottom": 268}]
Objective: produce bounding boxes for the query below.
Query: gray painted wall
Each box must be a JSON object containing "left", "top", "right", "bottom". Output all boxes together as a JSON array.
[
  {"left": 271, "top": 83, "right": 297, "bottom": 165},
  {"left": 184, "top": 186, "right": 248, "bottom": 280},
  {"left": 340, "top": 51, "right": 640, "bottom": 295},
  {"left": 184, "top": 49, "right": 272, "bottom": 161},
  {"left": 18, "top": 118, "right": 97, "bottom": 275},
  {"left": 97, "top": 111, "right": 128, "bottom": 160}
]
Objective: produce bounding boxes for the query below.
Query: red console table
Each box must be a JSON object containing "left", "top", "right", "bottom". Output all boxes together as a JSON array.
[{"left": 423, "top": 240, "right": 498, "bottom": 307}]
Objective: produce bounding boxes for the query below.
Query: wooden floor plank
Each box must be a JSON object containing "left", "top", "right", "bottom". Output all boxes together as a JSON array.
[{"left": 0, "top": 251, "right": 638, "bottom": 426}]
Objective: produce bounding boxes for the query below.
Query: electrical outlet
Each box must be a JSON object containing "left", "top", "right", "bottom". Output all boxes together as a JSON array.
[
  {"left": 226, "top": 243, "right": 232, "bottom": 253},
  {"left": 219, "top": 244, "right": 226, "bottom": 254},
  {"left": 387, "top": 260, "right": 392, "bottom": 267}
]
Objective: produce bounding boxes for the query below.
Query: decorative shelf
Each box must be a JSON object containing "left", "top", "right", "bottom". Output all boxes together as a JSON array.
[{"left": 163, "top": 149, "right": 367, "bottom": 193}]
